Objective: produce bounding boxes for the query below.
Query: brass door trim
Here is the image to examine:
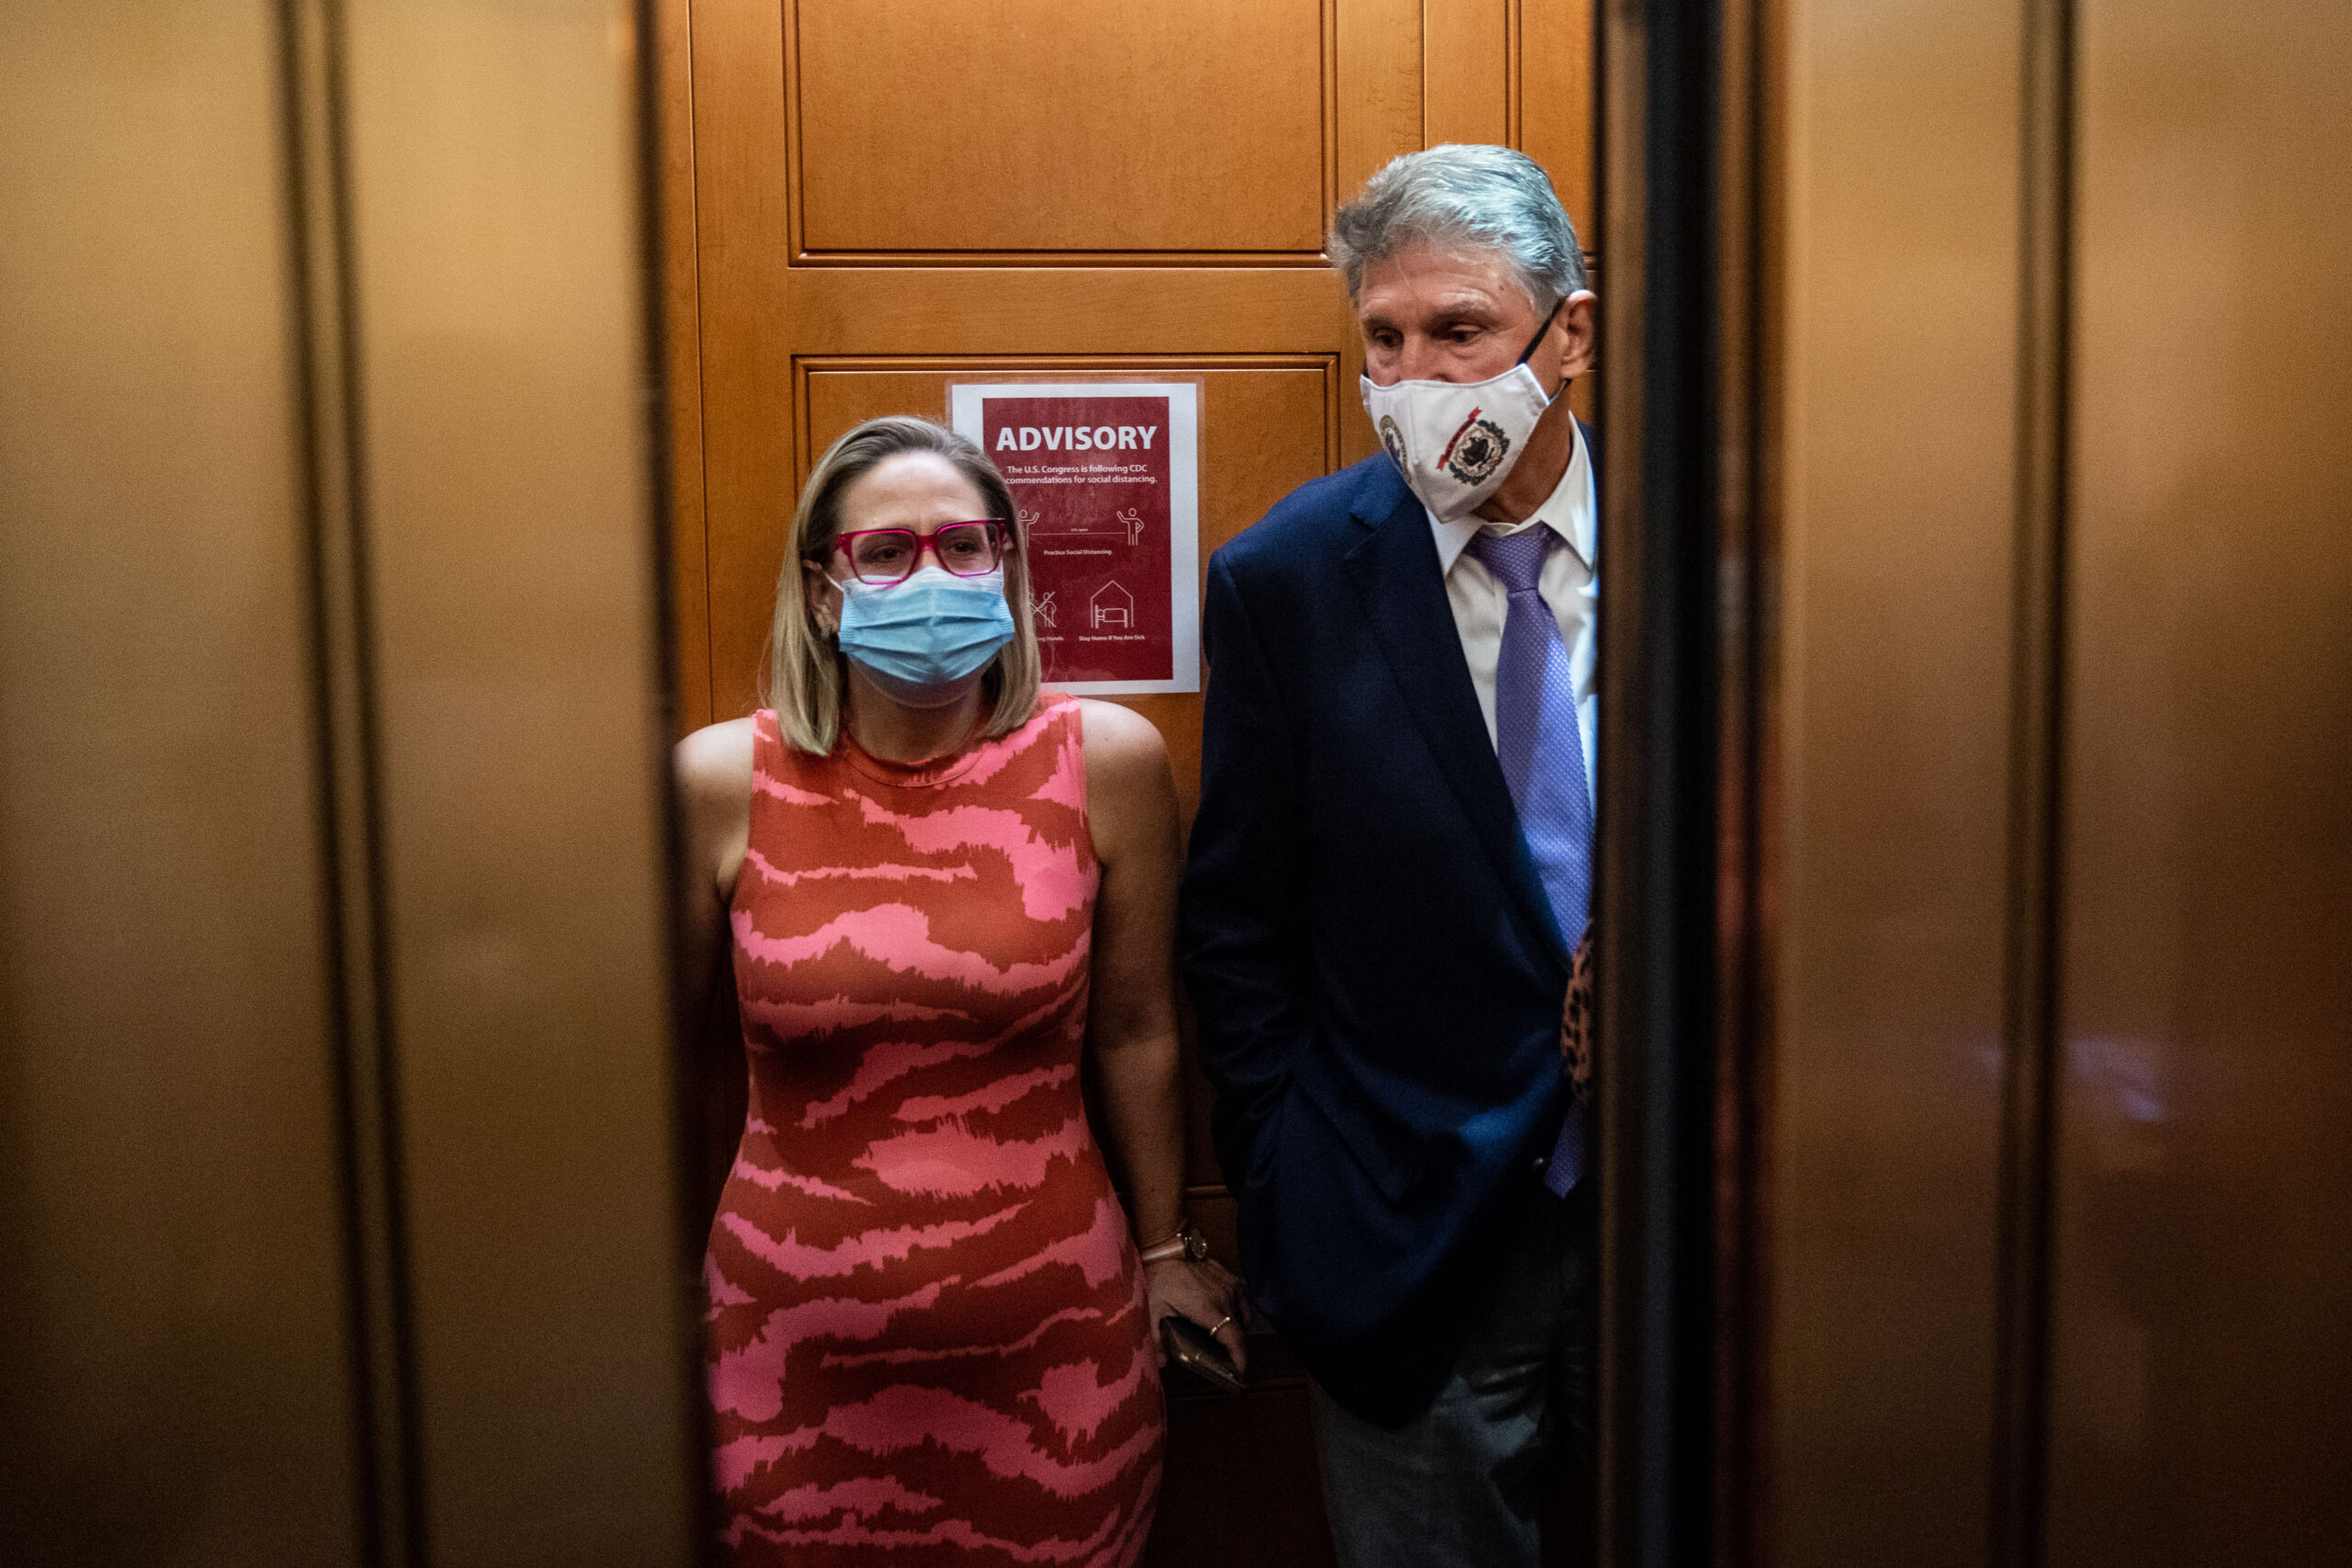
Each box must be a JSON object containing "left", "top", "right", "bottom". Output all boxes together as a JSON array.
[
  {"left": 1594, "top": 0, "right": 1768, "bottom": 1561},
  {"left": 1990, "top": 0, "right": 2076, "bottom": 1561},
  {"left": 1592, "top": 0, "right": 1781, "bottom": 1559},
  {"left": 275, "top": 2, "right": 425, "bottom": 1563},
  {"left": 1707, "top": 0, "right": 1777, "bottom": 1556}
]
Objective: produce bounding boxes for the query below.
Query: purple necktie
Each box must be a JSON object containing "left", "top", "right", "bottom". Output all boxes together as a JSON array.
[{"left": 1467, "top": 527, "right": 1592, "bottom": 1197}]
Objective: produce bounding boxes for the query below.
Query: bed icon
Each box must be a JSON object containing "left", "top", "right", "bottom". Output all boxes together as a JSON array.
[{"left": 1090, "top": 581, "right": 1135, "bottom": 630}]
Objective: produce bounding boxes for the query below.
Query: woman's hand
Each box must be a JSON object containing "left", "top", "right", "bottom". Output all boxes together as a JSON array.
[{"left": 1145, "top": 1256, "right": 1250, "bottom": 1376}]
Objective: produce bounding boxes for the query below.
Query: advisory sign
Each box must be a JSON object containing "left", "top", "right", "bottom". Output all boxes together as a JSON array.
[{"left": 948, "top": 380, "right": 1200, "bottom": 694}]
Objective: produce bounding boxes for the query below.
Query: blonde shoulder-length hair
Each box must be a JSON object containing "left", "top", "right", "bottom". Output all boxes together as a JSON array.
[{"left": 766, "top": 415, "right": 1042, "bottom": 755}]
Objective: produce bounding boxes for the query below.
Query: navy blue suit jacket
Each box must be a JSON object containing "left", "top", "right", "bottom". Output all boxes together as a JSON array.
[{"left": 1179, "top": 439, "right": 1589, "bottom": 1427}]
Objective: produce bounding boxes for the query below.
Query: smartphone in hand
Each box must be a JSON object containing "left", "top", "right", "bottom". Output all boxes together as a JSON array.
[{"left": 1160, "top": 1314, "right": 1245, "bottom": 1395}]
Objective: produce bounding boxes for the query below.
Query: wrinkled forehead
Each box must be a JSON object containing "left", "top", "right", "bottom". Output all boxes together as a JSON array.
[{"left": 1354, "top": 241, "right": 1538, "bottom": 317}]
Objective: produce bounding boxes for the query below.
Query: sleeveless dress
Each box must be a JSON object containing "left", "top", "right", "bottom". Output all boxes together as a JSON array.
[{"left": 704, "top": 696, "right": 1165, "bottom": 1566}]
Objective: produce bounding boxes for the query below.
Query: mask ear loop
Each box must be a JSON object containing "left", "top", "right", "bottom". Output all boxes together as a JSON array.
[
  {"left": 1516, "top": 295, "right": 1573, "bottom": 402},
  {"left": 805, "top": 548, "right": 846, "bottom": 640},
  {"left": 1515, "top": 295, "right": 1566, "bottom": 365}
]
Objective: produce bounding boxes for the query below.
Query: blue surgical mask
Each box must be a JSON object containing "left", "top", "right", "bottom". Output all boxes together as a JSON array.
[{"left": 832, "top": 566, "right": 1015, "bottom": 709}]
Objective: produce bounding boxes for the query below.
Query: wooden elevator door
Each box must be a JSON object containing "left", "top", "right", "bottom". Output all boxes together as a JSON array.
[{"left": 661, "top": 0, "right": 1591, "bottom": 1561}]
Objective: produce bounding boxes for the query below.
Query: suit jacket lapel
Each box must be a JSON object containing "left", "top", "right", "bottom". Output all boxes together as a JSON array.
[{"left": 1340, "top": 463, "right": 1574, "bottom": 972}]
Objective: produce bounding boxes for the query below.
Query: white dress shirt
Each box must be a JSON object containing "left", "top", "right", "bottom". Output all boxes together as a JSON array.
[{"left": 1425, "top": 423, "right": 1599, "bottom": 812}]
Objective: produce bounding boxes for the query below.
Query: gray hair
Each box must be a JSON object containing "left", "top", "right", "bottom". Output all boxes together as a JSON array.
[{"left": 1329, "top": 144, "right": 1587, "bottom": 311}]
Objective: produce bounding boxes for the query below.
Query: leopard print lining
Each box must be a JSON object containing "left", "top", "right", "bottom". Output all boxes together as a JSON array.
[{"left": 1560, "top": 920, "right": 1595, "bottom": 1091}]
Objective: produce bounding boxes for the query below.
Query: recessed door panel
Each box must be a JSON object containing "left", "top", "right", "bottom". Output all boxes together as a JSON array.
[{"left": 793, "top": 0, "right": 1331, "bottom": 258}]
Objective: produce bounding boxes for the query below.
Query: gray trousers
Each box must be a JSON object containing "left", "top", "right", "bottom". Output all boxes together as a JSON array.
[{"left": 1309, "top": 1183, "right": 1597, "bottom": 1568}]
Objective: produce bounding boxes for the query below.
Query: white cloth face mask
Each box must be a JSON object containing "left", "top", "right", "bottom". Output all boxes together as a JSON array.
[{"left": 1357, "top": 298, "right": 1566, "bottom": 523}]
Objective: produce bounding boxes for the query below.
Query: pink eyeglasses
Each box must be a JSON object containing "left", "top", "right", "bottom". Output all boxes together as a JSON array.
[{"left": 832, "top": 521, "right": 1009, "bottom": 587}]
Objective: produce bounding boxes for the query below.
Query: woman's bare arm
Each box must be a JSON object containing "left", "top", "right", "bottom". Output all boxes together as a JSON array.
[
  {"left": 673, "top": 717, "right": 756, "bottom": 1042},
  {"left": 1079, "top": 699, "right": 1246, "bottom": 1371}
]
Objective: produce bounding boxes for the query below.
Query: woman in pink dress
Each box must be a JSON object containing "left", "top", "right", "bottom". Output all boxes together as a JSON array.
[{"left": 673, "top": 415, "right": 1241, "bottom": 1565}]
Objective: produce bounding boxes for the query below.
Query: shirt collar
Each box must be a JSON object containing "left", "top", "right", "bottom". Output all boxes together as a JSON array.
[{"left": 1427, "top": 421, "right": 1596, "bottom": 576}]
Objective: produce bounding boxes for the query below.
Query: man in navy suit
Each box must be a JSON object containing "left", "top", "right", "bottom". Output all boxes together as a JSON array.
[{"left": 1180, "top": 145, "right": 1600, "bottom": 1567}]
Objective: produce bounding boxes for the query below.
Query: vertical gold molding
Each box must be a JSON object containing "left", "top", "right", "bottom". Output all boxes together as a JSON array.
[
  {"left": 1990, "top": 0, "right": 2073, "bottom": 1561},
  {"left": 1518, "top": 0, "right": 1595, "bottom": 233},
  {"left": 1323, "top": 0, "right": 1344, "bottom": 238},
  {"left": 658, "top": 0, "right": 713, "bottom": 738},
  {"left": 276, "top": 1, "right": 423, "bottom": 1562},
  {"left": 1591, "top": 14, "right": 1646, "bottom": 1531},
  {"left": 688, "top": 0, "right": 796, "bottom": 722},
  {"left": 1337, "top": 0, "right": 1423, "bottom": 197},
  {"left": 1506, "top": 0, "right": 1525, "bottom": 147},
  {"left": 1598, "top": 0, "right": 1734, "bottom": 1553},
  {"left": 1334, "top": 0, "right": 1422, "bottom": 467},
  {"left": 1711, "top": 0, "right": 1774, "bottom": 1558}
]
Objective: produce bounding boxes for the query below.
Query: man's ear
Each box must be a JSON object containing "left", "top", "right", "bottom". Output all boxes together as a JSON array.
[{"left": 1554, "top": 289, "right": 1599, "bottom": 384}]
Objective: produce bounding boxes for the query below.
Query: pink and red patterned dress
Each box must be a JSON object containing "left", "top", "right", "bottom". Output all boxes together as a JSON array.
[{"left": 705, "top": 695, "right": 1164, "bottom": 1565}]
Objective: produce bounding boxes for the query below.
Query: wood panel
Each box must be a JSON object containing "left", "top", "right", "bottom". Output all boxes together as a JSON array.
[
  {"left": 1336, "top": 0, "right": 1423, "bottom": 204},
  {"left": 1523, "top": 0, "right": 1595, "bottom": 432},
  {"left": 1421, "top": 0, "right": 1593, "bottom": 236},
  {"left": 1519, "top": 0, "right": 1593, "bottom": 235},
  {"left": 685, "top": 0, "right": 1595, "bottom": 724},
  {"left": 780, "top": 268, "right": 1356, "bottom": 357},
  {"left": 1424, "top": 0, "right": 1511, "bottom": 146},
  {"left": 792, "top": 0, "right": 1334, "bottom": 261},
  {"left": 691, "top": 0, "right": 799, "bottom": 731}
]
